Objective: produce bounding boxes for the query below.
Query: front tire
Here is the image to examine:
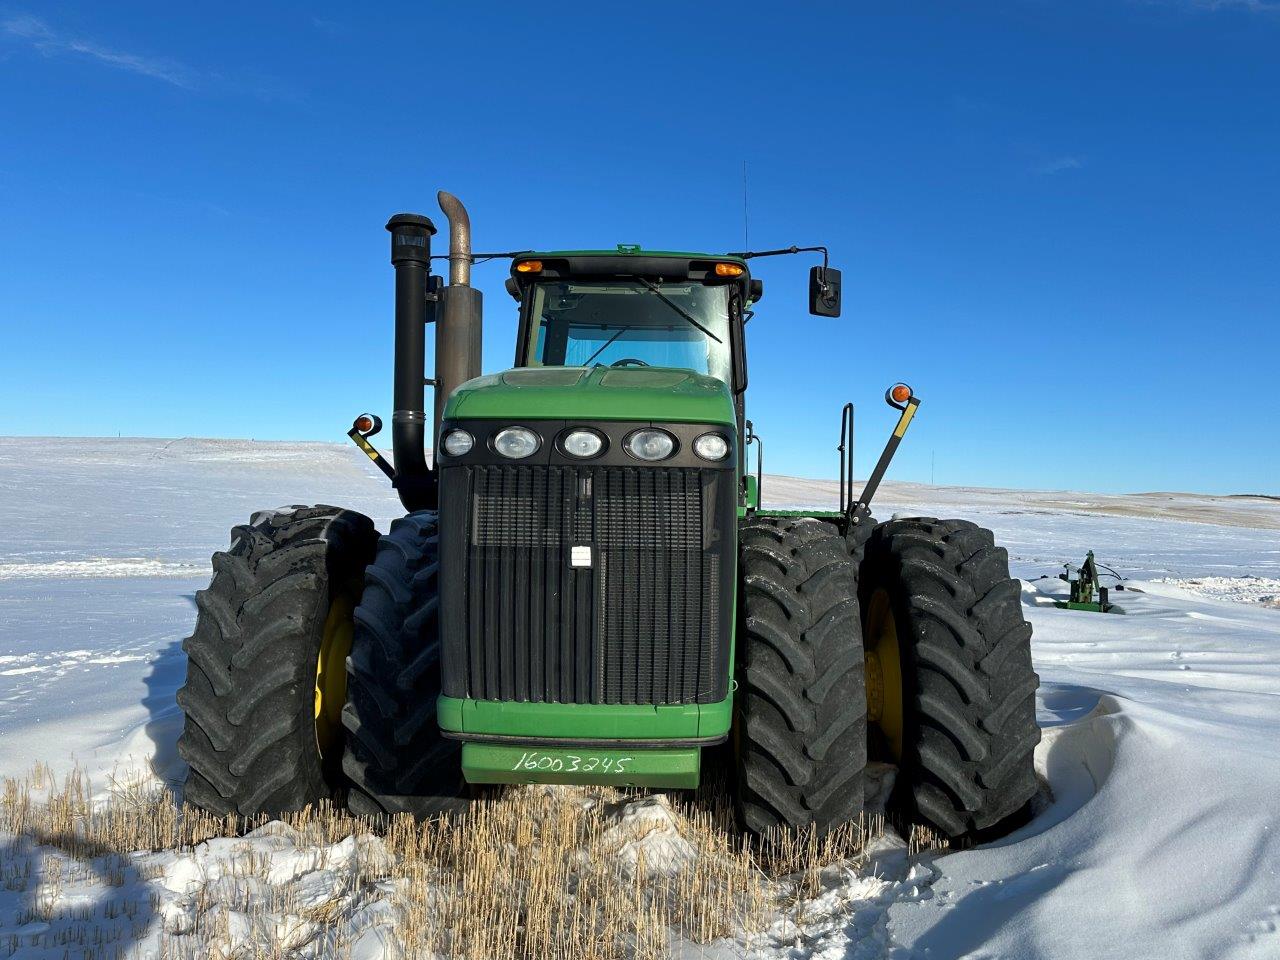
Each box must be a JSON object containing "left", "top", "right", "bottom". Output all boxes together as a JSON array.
[
  {"left": 341, "top": 512, "right": 469, "bottom": 819},
  {"left": 734, "top": 516, "right": 868, "bottom": 835},
  {"left": 177, "top": 505, "right": 378, "bottom": 816},
  {"left": 860, "top": 518, "right": 1040, "bottom": 840}
]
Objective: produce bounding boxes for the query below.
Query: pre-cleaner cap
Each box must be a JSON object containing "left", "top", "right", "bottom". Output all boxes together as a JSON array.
[{"left": 386, "top": 213, "right": 437, "bottom": 265}]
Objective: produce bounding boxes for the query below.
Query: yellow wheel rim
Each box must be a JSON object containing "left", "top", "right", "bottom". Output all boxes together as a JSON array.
[
  {"left": 315, "top": 594, "right": 355, "bottom": 759},
  {"left": 864, "top": 587, "right": 905, "bottom": 762}
]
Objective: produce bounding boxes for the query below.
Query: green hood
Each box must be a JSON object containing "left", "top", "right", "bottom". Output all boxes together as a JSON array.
[{"left": 443, "top": 366, "right": 735, "bottom": 425}]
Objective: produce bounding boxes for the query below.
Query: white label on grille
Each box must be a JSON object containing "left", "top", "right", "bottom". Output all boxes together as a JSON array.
[{"left": 570, "top": 545, "right": 593, "bottom": 568}]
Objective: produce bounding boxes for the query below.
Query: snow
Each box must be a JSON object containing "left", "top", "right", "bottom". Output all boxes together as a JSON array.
[
  {"left": 1153, "top": 576, "right": 1280, "bottom": 607},
  {"left": 0, "top": 817, "right": 401, "bottom": 959},
  {"left": 2, "top": 437, "right": 1279, "bottom": 958},
  {"left": 0, "top": 558, "right": 203, "bottom": 580},
  {"left": 603, "top": 795, "right": 699, "bottom": 876},
  {"left": 734, "top": 836, "right": 935, "bottom": 960},
  {"left": 888, "top": 577, "right": 1280, "bottom": 958},
  {"left": 145, "top": 824, "right": 399, "bottom": 956}
]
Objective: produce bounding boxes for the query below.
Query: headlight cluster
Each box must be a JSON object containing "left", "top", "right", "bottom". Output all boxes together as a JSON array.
[
  {"left": 622, "top": 429, "right": 730, "bottom": 463},
  {"left": 439, "top": 425, "right": 731, "bottom": 463}
]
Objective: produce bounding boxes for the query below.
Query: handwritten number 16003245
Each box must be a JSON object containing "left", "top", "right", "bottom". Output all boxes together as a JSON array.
[{"left": 511, "top": 752, "right": 633, "bottom": 773}]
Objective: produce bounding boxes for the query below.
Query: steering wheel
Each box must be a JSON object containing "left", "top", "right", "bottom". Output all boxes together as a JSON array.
[{"left": 610, "top": 358, "right": 650, "bottom": 367}]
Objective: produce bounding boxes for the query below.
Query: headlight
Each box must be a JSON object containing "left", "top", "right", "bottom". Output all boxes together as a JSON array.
[
  {"left": 441, "top": 429, "right": 474, "bottom": 457},
  {"left": 693, "top": 433, "right": 730, "bottom": 461},
  {"left": 562, "top": 429, "right": 605, "bottom": 459},
  {"left": 625, "top": 429, "right": 675, "bottom": 461},
  {"left": 492, "top": 426, "right": 540, "bottom": 459}
]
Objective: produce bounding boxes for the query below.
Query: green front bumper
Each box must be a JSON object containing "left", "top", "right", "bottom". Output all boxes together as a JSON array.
[
  {"left": 438, "top": 695, "right": 732, "bottom": 789},
  {"left": 462, "top": 743, "right": 702, "bottom": 789}
]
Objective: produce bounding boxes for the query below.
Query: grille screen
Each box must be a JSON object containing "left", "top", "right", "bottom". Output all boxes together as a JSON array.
[{"left": 446, "top": 464, "right": 729, "bottom": 705}]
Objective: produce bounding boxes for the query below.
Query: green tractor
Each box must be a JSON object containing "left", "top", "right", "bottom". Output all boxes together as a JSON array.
[{"left": 177, "top": 192, "right": 1040, "bottom": 841}]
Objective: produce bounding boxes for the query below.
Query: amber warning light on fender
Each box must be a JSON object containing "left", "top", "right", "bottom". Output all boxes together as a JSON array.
[
  {"left": 887, "top": 383, "right": 913, "bottom": 409},
  {"left": 346, "top": 413, "right": 395, "bottom": 480}
]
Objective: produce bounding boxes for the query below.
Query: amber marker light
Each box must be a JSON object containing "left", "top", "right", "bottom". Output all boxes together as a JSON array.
[
  {"left": 515, "top": 260, "right": 543, "bottom": 273},
  {"left": 351, "top": 413, "right": 382, "bottom": 436},
  {"left": 714, "top": 262, "right": 745, "bottom": 277},
  {"left": 890, "top": 383, "right": 912, "bottom": 404}
]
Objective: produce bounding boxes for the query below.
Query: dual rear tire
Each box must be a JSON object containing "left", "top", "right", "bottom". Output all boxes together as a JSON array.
[{"left": 734, "top": 514, "right": 1040, "bottom": 841}]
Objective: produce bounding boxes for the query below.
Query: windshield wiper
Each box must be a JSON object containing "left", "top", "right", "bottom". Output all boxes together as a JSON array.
[
  {"left": 631, "top": 277, "right": 724, "bottom": 343},
  {"left": 583, "top": 325, "right": 631, "bottom": 365}
]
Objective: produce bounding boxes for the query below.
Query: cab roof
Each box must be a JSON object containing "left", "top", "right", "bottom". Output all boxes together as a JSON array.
[
  {"left": 521, "top": 247, "right": 746, "bottom": 262},
  {"left": 508, "top": 247, "right": 750, "bottom": 286}
]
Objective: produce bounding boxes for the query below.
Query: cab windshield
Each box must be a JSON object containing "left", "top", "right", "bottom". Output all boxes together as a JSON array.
[{"left": 525, "top": 280, "right": 732, "bottom": 382}]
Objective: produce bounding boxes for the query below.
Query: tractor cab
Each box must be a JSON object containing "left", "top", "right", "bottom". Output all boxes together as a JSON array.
[{"left": 506, "top": 250, "right": 757, "bottom": 390}]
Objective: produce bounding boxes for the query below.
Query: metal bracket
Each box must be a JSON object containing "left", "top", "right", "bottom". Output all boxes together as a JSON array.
[
  {"left": 838, "top": 402, "right": 854, "bottom": 517},
  {"left": 844, "top": 383, "right": 920, "bottom": 522},
  {"left": 744, "top": 419, "right": 763, "bottom": 510}
]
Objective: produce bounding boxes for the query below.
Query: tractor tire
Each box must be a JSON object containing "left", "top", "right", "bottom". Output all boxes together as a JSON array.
[
  {"left": 860, "top": 518, "right": 1040, "bottom": 840},
  {"left": 734, "top": 516, "right": 867, "bottom": 835},
  {"left": 341, "top": 512, "right": 469, "bottom": 819},
  {"left": 177, "top": 505, "right": 378, "bottom": 816}
]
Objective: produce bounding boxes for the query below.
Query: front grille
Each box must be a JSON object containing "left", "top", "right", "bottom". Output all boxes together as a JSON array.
[{"left": 439, "top": 463, "right": 733, "bottom": 705}]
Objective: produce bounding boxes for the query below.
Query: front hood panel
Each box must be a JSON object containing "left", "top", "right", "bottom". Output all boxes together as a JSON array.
[{"left": 443, "top": 366, "right": 735, "bottom": 426}]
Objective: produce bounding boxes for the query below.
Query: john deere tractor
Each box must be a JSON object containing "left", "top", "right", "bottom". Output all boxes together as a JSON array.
[{"left": 177, "top": 191, "right": 1040, "bottom": 840}]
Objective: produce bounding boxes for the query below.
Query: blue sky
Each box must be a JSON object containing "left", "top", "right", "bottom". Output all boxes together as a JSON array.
[{"left": 2, "top": 2, "right": 1277, "bottom": 494}]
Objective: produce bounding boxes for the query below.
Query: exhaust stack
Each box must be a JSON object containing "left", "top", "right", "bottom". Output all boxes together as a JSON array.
[
  {"left": 437, "top": 190, "right": 472, "bottom": 286},
  {"left": 384, "top": 193, "right": 483, "bottom": 512},
  {"left": 434, "top": 191, "right": 483, "bottom": 429}
]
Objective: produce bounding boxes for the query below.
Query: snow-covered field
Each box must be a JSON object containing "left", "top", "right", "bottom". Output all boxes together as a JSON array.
[{"left": 1, "top": 437, "right": 1278, "bottom": 959}]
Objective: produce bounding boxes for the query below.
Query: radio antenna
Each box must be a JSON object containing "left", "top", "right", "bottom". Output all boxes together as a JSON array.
[{"left": 741, "top": 160, "right": 750, "bottom": 249}]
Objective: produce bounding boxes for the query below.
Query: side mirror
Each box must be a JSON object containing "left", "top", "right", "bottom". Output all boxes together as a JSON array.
[
  {"left": 808, "top": 266, "right": 842, "bottom": 317},
  {"left": 505, "top": 277, "right": 522, "bottom": 301}
]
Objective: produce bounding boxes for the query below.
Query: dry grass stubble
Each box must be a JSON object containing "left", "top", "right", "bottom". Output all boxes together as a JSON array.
[{"left": 0, "top": 764, "right": 928, "bottom": 959}]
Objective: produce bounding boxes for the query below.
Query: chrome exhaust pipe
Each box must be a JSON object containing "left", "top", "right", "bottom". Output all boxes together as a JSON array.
[
  {"left": 433, "top": 191, "right": 483, "bottom": 431},
  {"left": 437, "top": 190, "right": 472, "bottom": 286}
]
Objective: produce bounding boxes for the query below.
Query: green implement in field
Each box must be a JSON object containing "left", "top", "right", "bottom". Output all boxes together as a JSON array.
[{"left": 1054, "top": 551, "right": 1124, "bottom": 613}]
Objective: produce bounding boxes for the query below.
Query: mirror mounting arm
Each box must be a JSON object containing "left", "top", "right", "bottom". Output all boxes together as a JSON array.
[
  {"left": 727, "top": 244, "right": 829, "bottom": 273},
  {"left": 725, "top": 245, "right": 841, "bottom": 317}
]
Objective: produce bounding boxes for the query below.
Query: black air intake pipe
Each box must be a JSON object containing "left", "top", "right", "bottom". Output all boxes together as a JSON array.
[{"left": 386, "top": 212, "right": 437, "bottom": 511}]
